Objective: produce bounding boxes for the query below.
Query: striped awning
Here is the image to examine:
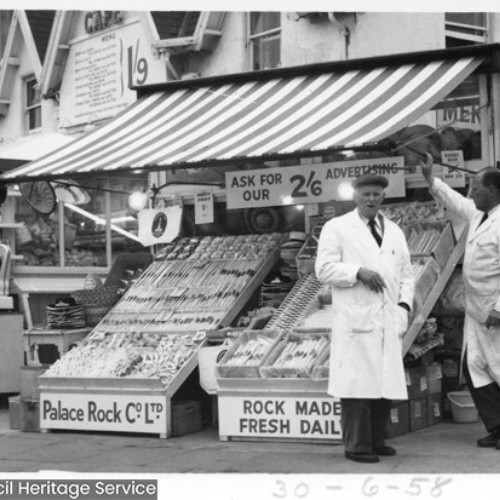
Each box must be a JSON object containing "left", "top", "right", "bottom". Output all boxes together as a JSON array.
[{"left": 0, "top": 53, "right": 485, "bottom": 183}]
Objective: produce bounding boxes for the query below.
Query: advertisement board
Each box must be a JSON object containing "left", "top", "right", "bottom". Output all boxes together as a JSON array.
[
  {"left": 218, "top": 395, "right": 342, "bottom": 441},
  {"left": 40, "top": 393, "right": 167, "bottom": 434},
  {"left": 225, "top": 157, "right": 406, "bottom": 210},
  {"left": 59, "top": 19, "right": 166, "bottom": 126}
]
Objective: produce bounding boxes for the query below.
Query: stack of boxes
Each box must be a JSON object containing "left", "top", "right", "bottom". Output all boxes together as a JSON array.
[{"left": 386, "top": 361, "right": 444, "bottom": 439}]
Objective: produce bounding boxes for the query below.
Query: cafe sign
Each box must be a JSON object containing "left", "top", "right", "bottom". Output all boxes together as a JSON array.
[{"left": 225, "top": 157, "right": 405, "bottom": 209}]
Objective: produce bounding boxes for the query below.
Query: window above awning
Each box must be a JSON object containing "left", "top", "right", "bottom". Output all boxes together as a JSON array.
[{"left": 1, "top": 44, "right": 497, "bottom": 184}]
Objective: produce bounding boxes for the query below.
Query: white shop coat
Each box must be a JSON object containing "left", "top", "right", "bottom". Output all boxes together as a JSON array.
[
  {"left": 315, "top": 209, "right": 414, "bottom": 399},
  {"left": 431, "top": 178, "right": 500, "bottom": 388}
]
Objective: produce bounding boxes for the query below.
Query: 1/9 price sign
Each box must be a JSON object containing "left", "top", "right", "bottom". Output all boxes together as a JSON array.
[{"left": 225, "top": 157, "right": 405, "bottom": 209}]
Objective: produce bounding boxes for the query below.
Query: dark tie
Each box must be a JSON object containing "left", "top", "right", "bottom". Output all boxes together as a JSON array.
[
  {"left": 478, "top": 212, "right": 488, "bottom": 228},
  {"left": 368, "top": 218, "right": 382, "bottom": 247}
]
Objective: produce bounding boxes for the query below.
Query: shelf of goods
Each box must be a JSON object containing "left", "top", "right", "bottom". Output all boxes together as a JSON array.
[
  {"left": 293, "top": 201, "right": 464, "bottom": 354},
  {"left": 215, "top": 327, "right": 341, "bottom": 443},
  {"left": 39, "top": 232, "right": 285, "bottom": 438}
]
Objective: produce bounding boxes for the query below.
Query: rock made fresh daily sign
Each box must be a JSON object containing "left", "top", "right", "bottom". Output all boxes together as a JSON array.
[
  {"left": 41, "top": 393, "right": 167, "bottom": 434},
  {"left": 225, "top": 157, "right": 405, "bottom": 210},
  {"left": 218, "top": 396, "right": 342, "bottom": 441}
]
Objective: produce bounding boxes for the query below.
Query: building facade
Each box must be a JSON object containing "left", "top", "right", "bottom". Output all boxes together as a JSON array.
[{"left": 0, "top": 10, "right": 496, "bottom": 324}]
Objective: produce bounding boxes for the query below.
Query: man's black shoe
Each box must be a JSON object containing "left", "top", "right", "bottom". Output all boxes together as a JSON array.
[
  {"left": 345, "top": 451, "right": 380, "bottom": 463},
  {"left": 374, "top": 446, "right": 397, "bottom": 456},
  {"left": 477, "top": 432, "right": 500, "bottom": 448}
]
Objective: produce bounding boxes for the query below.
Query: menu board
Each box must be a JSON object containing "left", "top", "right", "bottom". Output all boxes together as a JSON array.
[{"left": 59, "top": 19, "right": 166, "bottom": 126}]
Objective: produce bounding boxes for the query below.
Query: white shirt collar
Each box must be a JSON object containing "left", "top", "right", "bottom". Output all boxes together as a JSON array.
[{"left": 357, "top": 210, "right": 382, "bottom": 230}]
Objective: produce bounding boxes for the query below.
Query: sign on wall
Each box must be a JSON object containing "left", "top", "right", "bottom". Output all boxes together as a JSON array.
[
  {"left": 441, "top": 150, "right": 466, "bottom": 188},
  {"left": 59, "top": 19, "right": 166, "bottom": 126},
  {"left": 41, "top": 393, "right": 167, "bottom": 434},
  {"left": 225, "top": 157, "right": 406, "bottom": 210},
  {"left": 218, "top": 395, "right": 342, "bottom": 441}
]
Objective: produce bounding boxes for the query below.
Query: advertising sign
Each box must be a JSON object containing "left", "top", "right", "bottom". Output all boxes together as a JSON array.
[
  {"left": 59, "top": 19, "right": 166, "bottom": 126},
  {"left": 195, "top": 190, "right": 214, "bottom": 224},
  {"left": 138, "top": 206, "right": 183, "bottom": 246},
  {"left": 225, "top": 157, "right": 405, "bottom": 210},
  {"left": 441, "top": 150, "right": 466, "bottom": 188},
  {"left": 218, "top": 395, "right": 342, "bottom": 441},
  {"left": 40, "top": 393, "right": 167, "bottom": 434}
]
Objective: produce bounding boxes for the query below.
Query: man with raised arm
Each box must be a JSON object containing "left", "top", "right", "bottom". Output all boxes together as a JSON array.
[{"left": 421, "top": 152, "right": 500, "bottom": 450}]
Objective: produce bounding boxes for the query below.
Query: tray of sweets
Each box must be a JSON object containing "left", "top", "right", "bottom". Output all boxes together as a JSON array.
[
  {"left": 265, "top": 274, "right": 323, "bottom": 330},
  {"left": 381, "top": 201, "right": 447, "bottom": 228},
  {"left": 216, "top": 329, "right": 284, "bottom": 378},
  {"left": 259, "top": 330, "right": 330, "bottom": 379},
  {"left": 310, "top": 347, "right": 330, "bottom": 381}
]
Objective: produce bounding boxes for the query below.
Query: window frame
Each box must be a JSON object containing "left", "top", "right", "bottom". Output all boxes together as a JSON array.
[
  {"left": 25, "top": 76, "right": 42, "bottom": 132},
  {"left": 445, "top": 13, "right": 488, "bottom": 45},
  {"left": 247, "top": 12, "right": 281, "bottom": 71}
]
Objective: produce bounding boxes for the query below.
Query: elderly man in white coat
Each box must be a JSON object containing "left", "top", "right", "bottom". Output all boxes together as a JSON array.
[
  {"left": 316, "top": 173, "right": 414, "bottom": 463},
  {"left": 421, "top": 153, "right": 500, "bottom": 450}
]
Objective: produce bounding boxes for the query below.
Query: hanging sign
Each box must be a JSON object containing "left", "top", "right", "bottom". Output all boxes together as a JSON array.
[
  {"left": 441, "top": 150, "right": 466, "bottom": 188},
  {"left": 218, "top": 395, "right": 342, "bottom": 441},
  {"left": 41, "top": 393, "right": 166, "bottom": 434},
  {"left": 18, "top": 181, "right": 57, "bottom": 215},
  {"left": 225, "top": 157, "right": 405, "bottom": 210},
  {"left": 138, "top": 206, "right": 182, "bottom": 246},
  {"left": 53, "top": 180, "right": 91, "bottom": 205},
  {"left": 195, "top": 190, "right": 214, "bottom": 225}
]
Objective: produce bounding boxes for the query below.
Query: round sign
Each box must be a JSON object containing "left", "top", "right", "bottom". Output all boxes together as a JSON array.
[
  {"left": 19, "top": 181, "right": 57, "bottom": 215},
  {"left": 152, "top": 212, "right": 168, "bottom": 238}
]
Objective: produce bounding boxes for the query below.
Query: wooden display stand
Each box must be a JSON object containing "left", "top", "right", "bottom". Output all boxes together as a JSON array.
[
  {"left": 39, "top": 344, "right": 202, "bottom": 439},
  {"left": 36, "top": 236, "right": 292, "bottom": 438},
  {"left": 402, "top": 227, "right": 467, "bottom": 355}
]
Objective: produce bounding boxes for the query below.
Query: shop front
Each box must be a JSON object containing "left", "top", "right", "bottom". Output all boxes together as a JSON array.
[{"left": 1, "top": 43, "right": 499, "bottom": 439}]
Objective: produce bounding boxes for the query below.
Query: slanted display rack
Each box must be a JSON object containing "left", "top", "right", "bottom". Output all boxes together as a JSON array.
[{"left": 39, "top": 233, "right": 285, "bottom": 438}]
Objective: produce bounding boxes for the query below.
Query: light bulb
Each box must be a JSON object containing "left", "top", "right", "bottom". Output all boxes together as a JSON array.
[
  {"left": 337, "top": 182, "right": 354, "bottom": 200},
  {"left": 128, "top": 191, "right": 149, "bottom": 211}
]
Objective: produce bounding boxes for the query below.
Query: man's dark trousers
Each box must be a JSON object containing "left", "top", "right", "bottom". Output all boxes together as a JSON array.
[
  {"left": 340, "top": 398, "right": 391, "bottom": 453},
  {"left": 463, "top": 352, "right": 500, "bottom": 433}
]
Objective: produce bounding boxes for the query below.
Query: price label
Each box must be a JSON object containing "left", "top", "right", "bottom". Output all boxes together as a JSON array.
[
  {"left": 195, "top": 190, "right": 214, "bottom": 225},
  {"left": 441, "top": 150, "right": 465, "bottom": 188}
]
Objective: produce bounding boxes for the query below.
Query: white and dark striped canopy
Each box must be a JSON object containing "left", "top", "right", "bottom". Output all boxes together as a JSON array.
[{"left": 0, "top": 53, "right": 484, "bottom": 183}]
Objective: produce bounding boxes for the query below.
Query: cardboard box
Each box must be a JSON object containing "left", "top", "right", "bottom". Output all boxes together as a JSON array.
[
  {"left": 171, "top": 400, "right": 202, "bottom": 437},
  {"left": 409, "top": 397, "right": 428, "bottom": 432},
  {"left": 426, "top": 363, "right": 443, "bottom": 394},
  {"left": 20, "top": 398, "right": 40, "bottom": 432},
  {"left": 406, "top": 366, "right": 428, "bottom": 399},
  {"left": 8, "top": 395, "right": 21, "bottom": 430},
  {"left": 20, "top": 365, "right": 49, "bottom": 399},
  {"left": 441, "top": 357, "right": 460, "bottom": 378},
  {"left": 386, "top": 400, "right": 410, "bottom": 439},
  {"left": 427, "top": 393, "right": 443, "bottom": 426}
]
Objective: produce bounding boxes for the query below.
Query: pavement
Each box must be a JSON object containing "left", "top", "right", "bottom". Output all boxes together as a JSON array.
[{"left": 0, "top": 408, "right": 499, "bottom": 475}]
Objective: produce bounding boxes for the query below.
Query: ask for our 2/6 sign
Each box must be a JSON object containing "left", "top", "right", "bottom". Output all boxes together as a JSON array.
[{"left": 225, "top": 157, "right": 406, "bottom": 210}]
